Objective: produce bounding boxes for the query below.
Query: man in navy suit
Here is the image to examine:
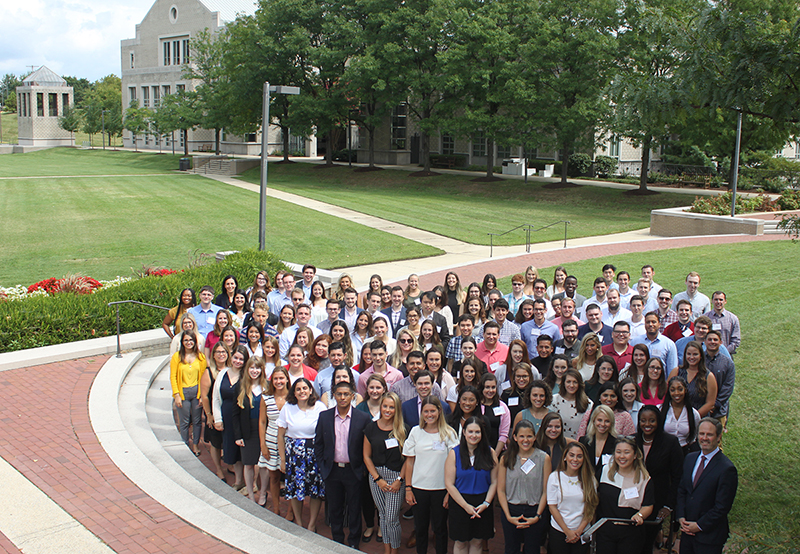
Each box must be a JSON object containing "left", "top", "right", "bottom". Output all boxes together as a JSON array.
[
  {"left": 676, "top": 418, "right": 738, "bottom": 554},
  {"left": 315, "top": 381, "right": 371, "bottom": 548},
  {"left": 382, "top": 286, "right": 408, "bottom": 337},
  {"left": 401, "top": 370, "right": 451, "bottom": 427}
]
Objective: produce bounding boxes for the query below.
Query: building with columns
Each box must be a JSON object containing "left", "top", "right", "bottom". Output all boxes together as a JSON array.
[{"left": 16, "top": 67, "right": 75, "bottom": 147}]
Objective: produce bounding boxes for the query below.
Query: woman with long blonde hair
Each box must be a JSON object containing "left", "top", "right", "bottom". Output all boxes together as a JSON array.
[
  {"left": 233, "top": 356, "right": 268, "bottom": 502},
  {"left": 546, "top": 441, "right": 598, "bottom": 553}
]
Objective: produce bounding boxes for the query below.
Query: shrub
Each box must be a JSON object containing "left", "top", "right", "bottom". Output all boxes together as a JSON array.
[
  {"left": 689, "top": 192, "right": 778, "bottom": 215},
  {"left": 568, "top": 153, "right": 593, "bottom": 176},
  {"left": 778, "top": 189, "right": 800, "bottom": 211},
  {"left": 594, "top": 156, "right": 619, "bottom": 177},
  {"left": 0, "top": 250, "right": 287, "bottom": 354}
]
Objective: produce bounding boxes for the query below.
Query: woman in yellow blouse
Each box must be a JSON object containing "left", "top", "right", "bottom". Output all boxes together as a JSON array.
[{"left": 171, "top": 330, "right": 207, "bottom": 456}]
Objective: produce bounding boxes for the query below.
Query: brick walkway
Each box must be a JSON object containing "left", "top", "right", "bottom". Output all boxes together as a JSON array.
[
  {"left": 411, "top": 233, "right": 788, "bottom": 290},
  {"left": 0, "top": 356, "right": 242, "bottom": 554}
]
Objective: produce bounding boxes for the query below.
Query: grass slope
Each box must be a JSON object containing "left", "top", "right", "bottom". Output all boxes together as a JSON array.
[
  {"left": 496, "top": 241, "right": 799, "bottom": 553},
  {"left": 0, "top": 147, "right": 181, "bottom": 177},
  {"left": 238, "top": 163, "right": 691, "bottom": 246}
]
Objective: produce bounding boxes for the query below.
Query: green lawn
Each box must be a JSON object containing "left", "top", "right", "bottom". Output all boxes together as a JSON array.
[
  {"left": 498, "top": 241, "right": 799, "bottom": 553},
  {"left": 238, "top": 163, "right": 691, "bottom": 246},
  {"left": 0, "top": 111, "right": 125, "bottom": 148},
  {"left": 0, "top": 147, "right": 181, "bottom": 177},
  {"left": 0, "top": 153, "right": 441, "bottom": 284}
]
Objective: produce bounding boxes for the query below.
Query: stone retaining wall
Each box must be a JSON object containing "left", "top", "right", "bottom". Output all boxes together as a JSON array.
[{"left": 651, "top": 207, "right": 764, "bottom": 237}]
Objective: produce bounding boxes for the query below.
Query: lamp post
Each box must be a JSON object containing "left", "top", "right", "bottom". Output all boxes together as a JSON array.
[
  {"left": 259, "top": 82, "right": 300, "bottom": 251},
  {"left": 730, "top": 109, "right": 742, "bottom": 217},
  {"left": 101, "top": 109, "right": 107, "bottom": 150}
]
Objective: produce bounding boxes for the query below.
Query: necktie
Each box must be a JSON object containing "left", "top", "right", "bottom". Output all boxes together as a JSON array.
[{"left": 693, "top": 455, "right": 706, "bottom": 488}]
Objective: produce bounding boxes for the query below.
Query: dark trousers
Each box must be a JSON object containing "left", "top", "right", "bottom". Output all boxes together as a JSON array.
[
  {"left": 679, "top": 534, "right": 724, "bottom": 554},
  {"left": 595, "top": 524, "right": 645, "bottom": 554},
  {"left": 413, "top": 487, "right": 448, "bottom": 554},
  {"left": 500, "top": 503, "right": 547, "bottom": 554},
  {"left": 548, "top": 527, "right": 590, "bottom": 554},
  {"left": 326, "top": 465, "right": 363, "bottom": 547},
  {"left": 362, "top": 471, "right": 375, "bottom": 528}
]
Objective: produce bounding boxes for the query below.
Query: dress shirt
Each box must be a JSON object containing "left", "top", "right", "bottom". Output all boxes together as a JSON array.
[
  {"left": 188, "top": 304, "right": 221, "bottom": 338},
  {"left": 704, "top": 309, "right": 741, "bottom": 354},
  {"left": 279, "top": 324, "right": 322, "bottom": 358},
  {"left": 504, "top": 293, "right": 532, "bottom": 316},
  {"left": 520, "top": 319, "right": 561, "bottom": 357},
  {"left": 390, "top": 376, "right": 446, "bottom": 404},
  {"left": 705, "top": 352, "right": 735, "bottom": 416},
  {"left": 334, "top": 406, "right": 352, "bottom": 463},
  {"left": 676, "top": 336, "right": 732, "bottom": 365},
  {"left": 692, "top": 448, "right": 720, "bottom": 483},
  {"left": 630, "top": 333, "right": 678, "bottom": 371},
  {"left": 268, "top": 290, "right": 292, "bottom": 317},
  {"left": 658, "top": 309, "right": 679, "bottom": 332},
  {"left": 357, "top": 364, "right": 404, "bottom": 397},
  {"left": 475, "top": 319, "right": 521, "bottom": 346},
  {"left": 672, "top": 291, "right": 711, "bottom": 318},
  {"left": 602, "top": 307, "right": 632, "bottom": 326},
  {"left": 475, "top": 341, "right": 509, "bottom": 373}
]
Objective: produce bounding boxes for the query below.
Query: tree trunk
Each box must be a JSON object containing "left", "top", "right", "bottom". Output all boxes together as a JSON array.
[
  {"left": 639, "top": 135, "right": 651, "bottom": 191},
  {"left": 421, "top": 129, "right": 431, "bottom": 172},
  {"left": 214, "top": 128, "right": 220, "bottom": 155},
  {"left": 368, "top": 125, "right": 375, "bottom": 168},
  {"left": 486, "top": 137, "right": 495, "bottom": 179},
  {"left": 282, "top": 124, "right": 290, "bottom": 162},
  {"left": 560, "top": 141, "right": 569, "bottom": 183},
  {"left": 183, "top": 129, "right": 189, "bottom": 156}
]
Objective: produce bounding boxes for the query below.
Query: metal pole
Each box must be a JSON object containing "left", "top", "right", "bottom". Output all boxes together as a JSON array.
[
  {"left": 348, "top": 117, "right": 352, "bottom": 168},
  {"left": 523, "top": 147, "right": 528, "bottom": 184},
  {"left": 564, "top": 221, "right": 568, "bottom": 248},
  {"left": 490, "top": 236, "right": 493, "bottom": 258},
  {"left": 730, "top": 110, "right": 743, "bottom": 217},
  {"left": 259, "top": 82, "right": 270, "bottom": 251},
  {"left": 115, "top": 306, "right": 122, "bottom": 358},
  {"left": 102, "top": 110, "right": 106, "bottom": 150}
]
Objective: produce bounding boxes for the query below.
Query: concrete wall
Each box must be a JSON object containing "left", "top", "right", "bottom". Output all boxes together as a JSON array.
[{"left": 651, "top": 207, "right": 764, "bottom": 237}]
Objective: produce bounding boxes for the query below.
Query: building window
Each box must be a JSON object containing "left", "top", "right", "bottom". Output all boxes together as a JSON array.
[
  {"left": 246, "top": 133, "right": 257, "bottom": 142},
  {"left": 173, "top": 40, "right": 181, "bottom": 65},
  {"left": 182, "top": 39, "right": 190, "bottom": 63},
  {"left": 62, "top": 93, "right": 69, "bottom": 109},
  {"left": 37, "top": 93, "right": 44, "bottom": 117},
  {"left": 176, "top": 84, "right": 185, "bottom": 92},
  {"left": 130, "top": 52, "right": 135, "bottom": 69},
  {"left": 163, "top": 41, "right": 171, "bottom": 66},
  {"left": 391, "top": 103, "right": 407, "bottom": 150},
  {"left": 19, "top": 93, "right": 25, "bottom": 117},
  {"left": 472, "top": 130, "right": 486, "bottom": 157},
  {"left": 179, "top": 131, "right": 184, "bottom": 148},
  {"left": 609, "top": 135, "right": 620, "bottom": 158},
  {"left": 441, "top": 134, "right": 454, "bottom": 155},
  {"left": 497, "top": 143, "right": 512, "bottom": 159},
  {"left": 49, "top": 93, "right": 58, "bottom": 116},
  {"left": 152, "top": 86, "right": 160, "bottom": 107},
  {"left": 142, "top": 86, "right": 149, "bottom": 108},
  {"left": 129, "top": 87, "right": 136, "bottom": 104},
  {"left": 162, "top": 85, "right": 171, "bottom": 97}
]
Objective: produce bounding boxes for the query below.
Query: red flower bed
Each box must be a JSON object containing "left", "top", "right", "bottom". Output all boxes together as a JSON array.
[
  {"left": 28, "top": 276, "right": 103, "bottom": 295},
  {"left": 149, "top": 268, "right": 179, "bottom": 277}
]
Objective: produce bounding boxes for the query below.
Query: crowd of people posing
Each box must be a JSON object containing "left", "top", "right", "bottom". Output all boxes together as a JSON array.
[{"left": 167, "top": 263, "right": 739, "bottom": 554}]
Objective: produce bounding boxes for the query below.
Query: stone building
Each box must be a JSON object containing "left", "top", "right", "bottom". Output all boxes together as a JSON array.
[{"left": 16, "top": 66, "right": 75, "bottom": 147}]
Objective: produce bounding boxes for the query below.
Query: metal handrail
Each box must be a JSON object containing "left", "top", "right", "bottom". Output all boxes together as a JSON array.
[
  {"left": 487, "top": 220, "right": 571, "bottom": 257},
  {"left": 107, "top": 300, "right": 170, "bottom": 358},
  {"left": 580, "top": 513, "right": 667, "bottom": 550}
]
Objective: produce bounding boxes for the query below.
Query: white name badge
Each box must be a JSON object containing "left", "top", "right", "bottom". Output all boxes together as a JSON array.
[
  {"left": 601, "top": 454, "right": 612, "bottom": 466},
  {"left": 520, "top": 458, "right": 536, "bottom": 474},
  {"left": 500, "top": 380, "right": 512, "bottom": 392},
  {"left": 623, "top": 486, "right": 640, "bottom": 500},
  {"left": 373, "top": 413, "right": 380, "bottom": 421},
  {"left": 414, "top": 298, "right": 421, "bottom": 305},
  {"left": 207, "top": 316, "right": 215, "bottom": 325},
  {"left": 385, "top": 438, "right": 399, "bottom": 449},
  {"left": 493, "top": 406, "right": 504, "bottom": 416},
  {"left": 531, "top": 328, "right": 541, "bottom": 336},
  {"left": 555, "top": 347, "right": 565, "bottom": 355},
  {"left": 712, "top": 323, "right": 722, "bottom": 331},
  {"left": 508, "top": 397, "right": 519, "bottom": 406},
  {"left": 490, "top": 362, "right": 502, "bottom": 373},
  {"left": 682, "top": 328, "right": 693, "bottom": 337},
  {"left": 432, "top": 441, "right": 447, "bottom": 451}
]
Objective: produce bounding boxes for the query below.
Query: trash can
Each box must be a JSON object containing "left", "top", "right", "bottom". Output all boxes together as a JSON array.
[{"left": 179, "top": 158, "right": 191, "bottom": 171}]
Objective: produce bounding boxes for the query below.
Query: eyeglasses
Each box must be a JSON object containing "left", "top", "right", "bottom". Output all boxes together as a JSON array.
[
  {"left": 512, "top": 282, "right": 523, "bottom": 286},
  {"left": 399, "top": 338, "right": 413, "bottom": 344},
  {"left": 613, "top": 331, "right": 630, "bottom": 335}
]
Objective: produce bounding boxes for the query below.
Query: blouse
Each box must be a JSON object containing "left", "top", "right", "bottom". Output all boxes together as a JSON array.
[
  {"left": 403, "top": 426, "right": 459, "bottom": 490},
  {"left": 663, "top": 405, "right": 701, "bottom": 447},
  {"left": 547, "top": 471, "right": 588, "bottom": 533},
  {"left": 505, "top": 449, "right": 547, "bottom": 505},
  {"left": 551, "top": 394, "right": 593, "bottom": 440},
  {"left": 277, "top": 402, "right": 327, "bottom": 438},
  {"left": 364, "top": 421, "right": 404, "bottom": 472},
  {"left": 170, "top": 352, "right": 207, "bottom": 399}
]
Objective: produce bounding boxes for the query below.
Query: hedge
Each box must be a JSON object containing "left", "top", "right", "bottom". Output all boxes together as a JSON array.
[{"left": 0, "top": 250, "right": 287, "bottom": 353}]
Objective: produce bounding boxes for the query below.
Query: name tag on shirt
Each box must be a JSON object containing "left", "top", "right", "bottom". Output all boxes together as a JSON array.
[
  {"left": 385, "top": 438, "right": 399, "bottom": 449},
  {"left": 623, "top": 486, "right": 640, "bottom": 500},
  {"left": 500, "top": 381, "right": 512, "bottom": 392},
  {"left": 432, "top": 441, "right": 447, "bottom": 451},
  {"left": 712, "top": 323, "right": 722, "bottom": 331},
  {"left": 414, "top": 298, "right": 421, "bottom": 305},
  {"left": 555, "top": 347, "right": 565, "bottom": 355},
  {"left": 493, "top": 406, "right": 504, "bottom": 416},
  {"left": 207, "top": 316, "right": 215, "bottom": 325},
  {"left": 490, "top": 362, "right": 502, "bottom": 373},
  {"left": 597, "top": 335, "right": 604, "bottom": 343},
  {"left": 436, "top": 325, "right": 442, "bottom": 333},
  {"left": 520, "top": 458, "right": 536, "bottom": 474},
  {"left": 508, "top": 397, "right": 519, "bottom": 406},
  {"left": 601, "top": 454, "right": 612, "bottom": 466},
  {"left": 683, "top": 328, "right": 693, "bottom": 337},
  {"left": 399, "top": 319, "right": 407, "bottom": 326},
  {"left": 530, "top": 328, "right": 541, "bottom": 336},
  {"left": 373, "top": 413, "right": 380, "bottom": 421}
]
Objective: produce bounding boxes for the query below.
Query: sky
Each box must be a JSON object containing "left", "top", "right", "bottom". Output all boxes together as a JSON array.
[{"left": 0, "top": 0, "right": 151, "bottom": 81}]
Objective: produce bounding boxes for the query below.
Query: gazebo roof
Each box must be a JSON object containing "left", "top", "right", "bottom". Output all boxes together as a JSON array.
[{"left": 22, "top": 66, "right": 67, "bottom": 87}]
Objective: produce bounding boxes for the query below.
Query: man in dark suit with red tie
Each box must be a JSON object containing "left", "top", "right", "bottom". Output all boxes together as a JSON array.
[
  {"left": 676, "top": 418, "right": 738, "bottom": 554},
  {"left": 315, "top": 380, "right": 371, "bottom": 548}
]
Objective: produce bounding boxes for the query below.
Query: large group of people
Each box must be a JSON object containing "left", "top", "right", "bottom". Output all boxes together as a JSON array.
[{"left": 168, "top": 263, "right": 739, "bottom": 553}]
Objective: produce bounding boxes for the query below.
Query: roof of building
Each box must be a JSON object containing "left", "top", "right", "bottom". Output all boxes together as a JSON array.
[
  {"left": 198, "top": 0, "right": 256, "bottom": 22},
  {"left": 22, "top": 66, "right": 67, "bottom": 87}
]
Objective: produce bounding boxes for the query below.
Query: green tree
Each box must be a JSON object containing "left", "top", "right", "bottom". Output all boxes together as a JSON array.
[
  {"left": 124, "top": 100, "right": 150, "bottom": 151},
  {"left": 58, "top": 104, "right": 83, "bottom": 141},
  {"left": 82, "top": 75, "right": 122, "bottom": 147},
  {"left": 62, "top": 76, "right": 93, "bottom": 107},
  {"left": 519, "top": 0, "right": 619, "bottom": 183},
  {"left": 1, "top": 73, "right": 22, "bottom": 112},
  {"left": 157, "top": 92, "right": 200, "bottom": 156}
]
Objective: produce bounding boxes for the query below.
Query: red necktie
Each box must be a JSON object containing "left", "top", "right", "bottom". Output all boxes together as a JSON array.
[{"left": 693, "top": 455, "right": 706, "bottom": 488}]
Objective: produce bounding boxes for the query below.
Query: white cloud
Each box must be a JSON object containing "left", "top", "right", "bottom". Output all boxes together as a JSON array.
[{"left": 0, "top": 0, "right": 150, "bottom": 80}]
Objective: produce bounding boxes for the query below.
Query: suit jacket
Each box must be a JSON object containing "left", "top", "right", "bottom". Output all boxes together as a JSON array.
[
  {"left": 381, "top": 307, "right": 407, "bottom": 337},
  {"left": 579, "top": 434, "right": 616, "bottom": 482},
  {"left": 401, "top": 396, "right": 452, "bottom": 428},
  {"left": 676, "top": 450, "right": 738, "bottom": 546},
  {"left": 314, "top": 405, "right": 371, "bottom": 481},
  {"left": 636, "top": 432, "right": 684, "bottom": 513}
]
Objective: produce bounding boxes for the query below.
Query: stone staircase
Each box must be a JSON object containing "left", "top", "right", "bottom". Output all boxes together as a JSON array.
[{"left": 193, "top": 157, "right": 232, "bottom": 175}]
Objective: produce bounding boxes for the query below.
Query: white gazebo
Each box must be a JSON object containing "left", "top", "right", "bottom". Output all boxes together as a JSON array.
[{"left": 16, "top": 66, "right": 75, "bottom": 147}]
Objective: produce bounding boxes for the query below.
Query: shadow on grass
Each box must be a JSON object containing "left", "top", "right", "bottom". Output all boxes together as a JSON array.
[
  {"left": 543, "top": 181, "right": 582, "bottom": 189},
  {"left": 353, "top": 167, "right": 384, "bottom": 173},
  {"left": 409, "top": 170, "right": 441, "bottom": 177},
  {"left": 471, "top": 176, "right": 504, "bottom": 182},
  {"left": 623, "top": 188, "right": 661, "bottom": 196}
]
